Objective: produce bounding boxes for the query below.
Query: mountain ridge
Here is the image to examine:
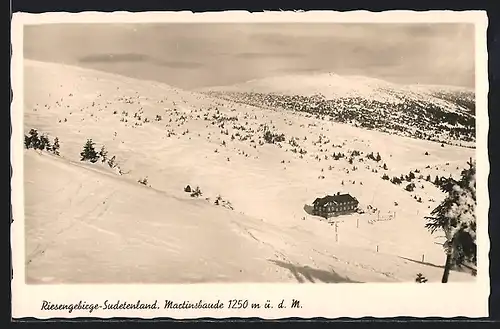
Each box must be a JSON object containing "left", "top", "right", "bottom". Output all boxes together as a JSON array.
[{"left": 202, "top": 72, "right": 474, "bottom": 97}]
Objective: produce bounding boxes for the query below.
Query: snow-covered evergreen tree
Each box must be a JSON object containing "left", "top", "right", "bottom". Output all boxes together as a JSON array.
[
  {"left": 107, "top": 155, "right": 117, "bottom": 168},
  {"left": 40, "top": 134, "right": 51, "bottom": 151},
  {"left": 24, "top": 134, "right": 31, "bottom": 149},
  {"left": 215, "top": 195, "right": 222, "bottom": 205},
  {"left": 190, "top": 186, "right": 202, "bottom": 198},
  {"left": 80, "top": 139, "right": 99, "bottom": 163},
  {"left": 425, "top": 158, "right": 476, "bottom": 283},
  {"left": 51, "top": 137, "right": 60, "bottom": 156},
  {"left": 405, "top": 183, "right": 415, "bottom": 192},
  {"left": 99, "top": 145, "right": 108, "bottom": 162},
  {"left": 415, "top": 273, "right": 428, "bottom": 283},
  {"left": 27, "top": 129, "right": 40, "bottom": 149}
]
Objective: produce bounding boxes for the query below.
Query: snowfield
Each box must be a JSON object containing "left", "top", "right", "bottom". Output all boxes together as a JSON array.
[{"left": 22, "top": 59, "right": 476, "bottom": 283}]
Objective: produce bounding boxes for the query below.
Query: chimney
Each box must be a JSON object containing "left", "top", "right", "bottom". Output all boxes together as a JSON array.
[{"left": 337, "top": 192, "right": 340, "bottom": 195}]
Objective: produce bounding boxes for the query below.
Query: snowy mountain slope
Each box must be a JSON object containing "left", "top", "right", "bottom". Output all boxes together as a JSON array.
[
  {"left": 24, "top": 149, "right": 474, "bottom": 284},
  {"left": 202, "top": 73, "right": 475, "bottom": 147},
  {"left": 22, "top": 59, "right": 476, "bottom": 283},
  {"left": 24, "top": 150, "right": 284, "bottom": 283}
]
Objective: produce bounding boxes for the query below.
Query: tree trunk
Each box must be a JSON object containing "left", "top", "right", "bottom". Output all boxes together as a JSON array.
[{"left": 441, "top": 253, "right": 452, "bottom": 283}]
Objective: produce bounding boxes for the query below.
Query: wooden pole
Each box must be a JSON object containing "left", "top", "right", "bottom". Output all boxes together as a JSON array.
[
  {"left": 422, "top": 254, "right": 425, "bottom": 263},
  {"left": 335, "top": 233, "right": 338, "bottom": 243},
  {"left": 376, "top": 245, "right": 379, "bottom": 252},
  {"left": 356, "top": 218, "right": 359, "bottom": 228}
]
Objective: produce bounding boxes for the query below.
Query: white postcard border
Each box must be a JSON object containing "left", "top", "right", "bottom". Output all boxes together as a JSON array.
[{"left": 11, "top": 10, "right": 490, "bottom": 319}]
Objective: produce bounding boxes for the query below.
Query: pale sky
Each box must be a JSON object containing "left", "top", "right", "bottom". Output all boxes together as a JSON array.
[{"left": 24, "top": 23, "right": 475, "bottom": 90}]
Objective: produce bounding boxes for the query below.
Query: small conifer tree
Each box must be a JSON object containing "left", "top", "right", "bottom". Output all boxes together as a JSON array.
[
  {"left": 405, "top": 183, "right": 415, "bottom": 192},
  {"left": 40, "top": 134, "right": 51, "bottom": 151},
  {"left": 99, "top": 146, "right": 108, "bottom": 162},
  {"left": 215, "top": 195, "right": 222, "bottom": 205},
  {"left": 51, "top": 137, "right": 60, "bottom": 156},
  {"left": 190, "top": 186, "right": 202, "bottom": 197},
  {"left": 28, "top": 129, "right": 40, "bottom": 149},
  {"left": 107, "top": 155, "right": 117, "bottom": 168},
  {"left": 415, "top": 273, "right": 428, "bottom": 283},
  {"left": 80, "top": 139, "right": 99, "bottom": 163},
  {"left": 24, "top": 135, "right": 31, "bottom": 149}
]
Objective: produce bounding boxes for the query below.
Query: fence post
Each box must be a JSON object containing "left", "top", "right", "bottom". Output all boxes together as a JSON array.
[
  {"left": 376, "top": 245, "right": 379, "bottom": 252},
  {"left": 422, "top": 254, "right": 425, "bottom": 263},
  {"left": 356, "top": 218, "right": 359, "bottom": 228},
  {"left": 335, "top": 233, "right": 338, "bottom": 243}
]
